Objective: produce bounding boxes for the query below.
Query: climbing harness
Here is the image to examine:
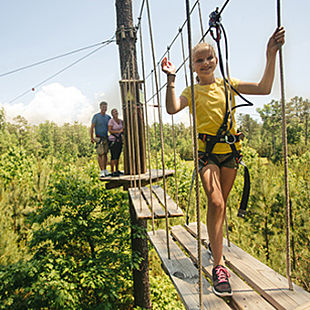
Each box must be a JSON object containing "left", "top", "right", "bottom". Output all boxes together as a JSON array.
[{"left": 187, "top": 6, "right": 254, "bottom": 221}]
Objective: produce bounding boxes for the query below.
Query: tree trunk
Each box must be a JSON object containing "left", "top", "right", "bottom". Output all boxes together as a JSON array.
[
  {"left": 129, "top": 200, "right": 151, "bottom": 309},
  {"left": 115, "top": 0, "right": 146, "bottom": 175},
  {"left": 115, "top": 1, "right": 150, "bottom": 308}
]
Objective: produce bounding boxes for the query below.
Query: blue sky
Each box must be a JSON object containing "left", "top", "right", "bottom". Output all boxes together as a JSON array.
[{"left": 0, "top": 0, "right": 309, "bottom": 125}]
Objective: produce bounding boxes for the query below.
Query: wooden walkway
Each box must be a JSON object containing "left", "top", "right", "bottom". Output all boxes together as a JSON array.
[
  {"left": 101, "top": 169, "right": 174, "bottom": 189},
  {"left": 149, "top": 222, "right": 310, "bottom": 310},
  {"left": 128, "top": 185, "right": 183, "bottom": 219}
]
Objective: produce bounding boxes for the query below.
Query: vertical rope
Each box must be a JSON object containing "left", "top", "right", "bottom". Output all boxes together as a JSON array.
[
  {"left": 139, "top": 22, "right": 155, "bottom": 234},
  {"left": 197, "top": 0, "right": 205, "bottom": 42},
  {"left": 122, "top": 79, "right": 134, "bottom": 188},
  {"left": 167, "top": 48, "right": 180, "bottom": 209},
  {"left": 127, "top": 67, "right": 137, "bottom": 193},
  {"left": 277, "top": 0, "right": 293, "bottom": 291},
  {"left": 151, "top": 72, "right": 159, "bottom": 177},
  {"left": 185, "top": 0, "right": 203, "bottom": 307},
  {"left": 180, "top": 30, "right": 189, "bottom": 88},
  {"left": 180, "top": 29, "right": 194, "bottom": 156},
  {"left": 224, "top": 215, "right": 231, "bottom": 247},
  {"left": 131, "top": 54, "right": 143, "bottom": 198},
  {"left": 146, "top": 0, "right": 170, "bottom": 259}
]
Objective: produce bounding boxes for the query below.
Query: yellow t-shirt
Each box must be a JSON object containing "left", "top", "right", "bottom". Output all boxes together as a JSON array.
[{"left": 181, "top": 78, "right": 241, "bottom": 153}]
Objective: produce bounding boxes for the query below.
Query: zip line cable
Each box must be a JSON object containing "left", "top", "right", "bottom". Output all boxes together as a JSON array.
[
  {"left": 142, "top": 0, "right": 201, "bottom": 82},
  {"left": 144, "top": 0, "right": 232, "bottom": 105},
  {"left": 0, "top": 38, "right": 115, "bottom": 78},
  {"left": 8, "top": 38, "right": 115, "bottom": 104}
]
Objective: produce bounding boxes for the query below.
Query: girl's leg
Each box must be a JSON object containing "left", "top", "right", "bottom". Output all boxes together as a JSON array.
[
  {"left": 200, "top": 165, "right": 237, "bottom": 267},
  {"left": 220, "top": 166, "right": 237, "bottom": 204},
  {"left": 200, "top": 164, "right": 225, "bottom": 267},
  {"left": 115, "top": 159, "right": 119, "bottom": 171}
]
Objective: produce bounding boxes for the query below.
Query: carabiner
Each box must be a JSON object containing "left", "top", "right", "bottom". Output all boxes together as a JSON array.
[{"left": 225, "top": 134, "right": 236, "bottom": 145}]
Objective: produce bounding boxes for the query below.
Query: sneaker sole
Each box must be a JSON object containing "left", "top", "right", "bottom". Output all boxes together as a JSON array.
[{"left": 212, "top": 286, "right": 233, "bottom": 297}]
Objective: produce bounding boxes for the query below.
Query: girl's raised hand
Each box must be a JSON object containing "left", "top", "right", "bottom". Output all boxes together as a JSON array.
[
  {"left": 161, "top": 57, "right": 176, "bottom": 75},
  {"left": 267, "top": 26, "right": 285, "bottom": 56}
]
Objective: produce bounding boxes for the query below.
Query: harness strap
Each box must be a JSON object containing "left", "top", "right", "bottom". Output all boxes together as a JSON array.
[
  {"left": 197, "top": 133, "right": 251, "bottom": 218},
  {"left": 237, "top": 160, "right": 250, "bottom": 218}
]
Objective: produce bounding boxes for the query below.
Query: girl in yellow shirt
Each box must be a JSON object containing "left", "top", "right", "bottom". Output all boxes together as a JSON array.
[{"left": 161, "top": 27, "right": 285, "bottom": 297}]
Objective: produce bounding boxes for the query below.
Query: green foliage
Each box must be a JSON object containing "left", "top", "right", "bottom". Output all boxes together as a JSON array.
[
  {"left": 0, "top": 97, "right": 309, "bottom": 310},
  {"left": 255, "top": 97, "right": 310, "bottom": 161},
  {"left": 0, "top": 165, "right": 134, "bottom": 309}
]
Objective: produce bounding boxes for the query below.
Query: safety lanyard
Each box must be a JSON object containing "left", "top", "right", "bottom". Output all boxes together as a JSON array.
[{"left": 208, "top": 8, "right": 254, "bottom": 138}]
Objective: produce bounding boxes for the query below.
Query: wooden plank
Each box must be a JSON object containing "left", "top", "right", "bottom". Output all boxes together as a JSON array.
[
  {"left": 141, "top": 187, "right": 166, "bottom": 218},
  {"left": 171, "top": 225, "right": 275, "bottom": 310},
  {"left": 186, "top": 222, "right": 208, "bottom": 241},
  {"left": 148, "top": 230, "right": 231, "bottom": 310},
  {"left": 186, "top": 222, "right": 310, "bottom": 310},
  {"left": 151, "top": 185, "right": 183, "bottom": 217},
  {"left": 128, "top": 188, "right": 151, "bottom": 219},
  {"left": 104, "top": 169, "right": 174, "bottom": 189},
  {"left": 294, "top": 301, "right": 310, "bottom": 310},
  {"left": 102, "top": 169, "right": 174, "bottom": 182}
]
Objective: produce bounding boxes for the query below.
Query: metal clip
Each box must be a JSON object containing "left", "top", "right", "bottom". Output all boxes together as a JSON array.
[{"left": 225, "top": 134, "right": 236, "bottom": 145}]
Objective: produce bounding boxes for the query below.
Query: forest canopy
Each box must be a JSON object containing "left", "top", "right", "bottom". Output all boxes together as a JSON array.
[{"left": 0, "top": 96, "right": 309, "bottom": 308}]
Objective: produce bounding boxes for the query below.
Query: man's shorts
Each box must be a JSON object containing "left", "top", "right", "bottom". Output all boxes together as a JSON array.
[
  {"left": 198, "top": 152, "right": 239, "bottom": 171},
  {"left": 94, "top": 137, "right": 109, "bottom": 155}
]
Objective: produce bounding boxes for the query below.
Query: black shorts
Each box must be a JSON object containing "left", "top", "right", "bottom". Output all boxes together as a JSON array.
[
  {"left": 110, "top": 141, "right": 122, "bottom": 160},
  {"left": 198, "top": 152, "right": 239, "bottom": 170}
]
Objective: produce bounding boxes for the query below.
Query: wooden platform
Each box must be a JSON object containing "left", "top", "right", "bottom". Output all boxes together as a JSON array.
[
  {"left": 101, "top": 169, "right": 174, "bottom": 189},
  {"left": 171, "top": 225, "right": 275, "bottom": 310},
  {"left": 149, "top": 223, "right": 310, "bottom": 309},
  {"left": 178, "top": 222, "right": 310, "bottom": 310},
  {"left": 148, "top": 230, "right": 231, "bottom": 310},
  {"left": 128, "top": 185, "right": 183, "bottom": 220}
]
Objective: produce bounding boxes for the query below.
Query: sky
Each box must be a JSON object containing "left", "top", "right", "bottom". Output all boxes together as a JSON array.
[{"left": 0, "top": 0, "right": 309, "bottom": 126}]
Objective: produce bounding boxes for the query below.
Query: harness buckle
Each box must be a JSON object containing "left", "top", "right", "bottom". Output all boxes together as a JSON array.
[{"left": 236, "top": 154, "right": 243, "bottom": 164}]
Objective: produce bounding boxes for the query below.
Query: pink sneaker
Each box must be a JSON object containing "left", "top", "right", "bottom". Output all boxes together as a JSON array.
[{"left": 212, "top": 265, "right": 232, "bottom": 297}]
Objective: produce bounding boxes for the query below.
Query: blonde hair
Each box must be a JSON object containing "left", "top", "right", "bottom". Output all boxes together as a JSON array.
[{"left": 192, "top": 42, "right": 216, "bottom": 57}]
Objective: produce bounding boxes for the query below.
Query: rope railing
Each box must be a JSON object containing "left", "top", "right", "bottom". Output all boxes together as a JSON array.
[
  {"left": 151, "top": 72, "right": 160, "bottom": 176},
  {"left": 185, "top": 0, "right": 203, "bottom": 307},
  {"left": 121, "top": 80, "right": 134, "bottom": 188},
  {"left": 146, "top": 0, "right": 170, "bottom": 259},
  {"left": 142, "top": 0, "right": 201, "bottom": 82},
  {"left": 277, "top": 0, "right": 293, "bottom": 291},
  {"left": 127, "top": 66, "right": 137, "bottom": 192},
  {"left": 167, "top": 48, "right": 180, "bottom": 208},
  {"left": 139, "top": 21, "right": 155, "bottom": 234},
  {"left": 132, "top": 0, "right": 294, "bottom": 305}
]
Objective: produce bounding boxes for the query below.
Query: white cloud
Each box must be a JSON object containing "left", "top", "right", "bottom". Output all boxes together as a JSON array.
[{"left": 1, "top": 83, "right": 97, "bottom": 125}]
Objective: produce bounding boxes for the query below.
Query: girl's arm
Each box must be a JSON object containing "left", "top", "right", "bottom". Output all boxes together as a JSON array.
[
  {"left": 161, "top": 57, "right": 188, "bottom": 114},
  {"left": 238, "top": 27, "right": 285, "bottom": 95}
]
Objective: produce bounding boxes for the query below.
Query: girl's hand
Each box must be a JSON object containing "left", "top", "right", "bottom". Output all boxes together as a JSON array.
[
  {"left": 267, "top": 26, "right": 285, "bottom": 57},
  {"left": 161, "top": 57, "right": 176, "bottom": 75}
]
